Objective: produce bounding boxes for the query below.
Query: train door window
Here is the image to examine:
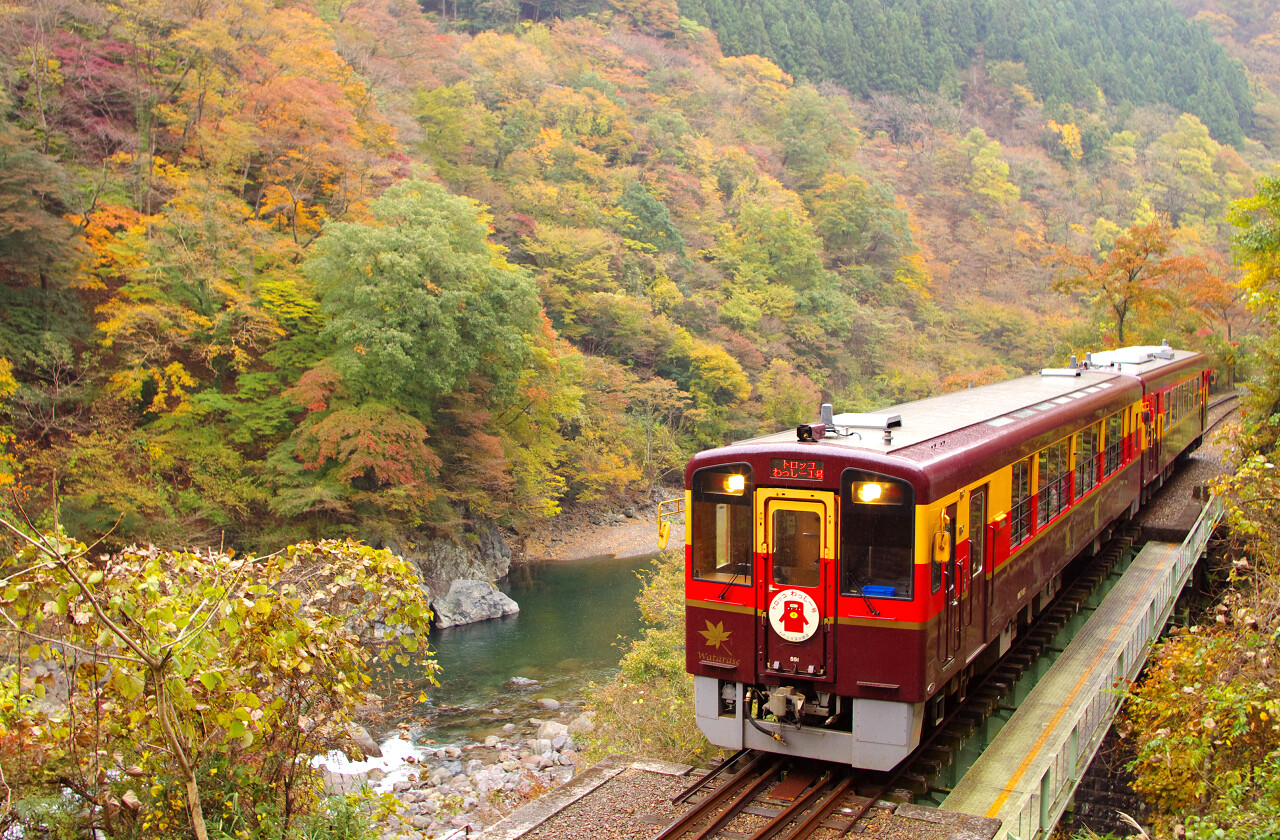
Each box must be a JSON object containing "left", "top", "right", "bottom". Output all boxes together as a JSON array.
[
  {"left": 1075, "top": 425, "right": 1098, "bottom": 497},
  {"left": 1104, "top": 412, "right": 1124, "bottom": 475},
  {"left": 1036, "top": 439, "right": 1070, "bottom": 527},
  {"left": 772, "top": 508, "right": 821, "bottom": 588},
  {"left": 969, "top": 488, "right": 986, "bottom": 579},
  {"left": 1010, "top": 458, "right": 1032, "bottom": 547},
  {"left": 840, "top": 471, "right": 914, "bottom": 600},
  {"left": 691, "top": 466, "right": 753, "bottom": 585}
]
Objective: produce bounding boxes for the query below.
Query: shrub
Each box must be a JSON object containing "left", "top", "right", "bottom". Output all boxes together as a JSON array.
[{"left": 582, "top": 548, "right": 718, "bottom": 766}]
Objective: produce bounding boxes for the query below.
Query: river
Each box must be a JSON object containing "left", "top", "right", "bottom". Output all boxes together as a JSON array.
[{"left": 417, "top": 552, "right": 655, "bottom": 743}]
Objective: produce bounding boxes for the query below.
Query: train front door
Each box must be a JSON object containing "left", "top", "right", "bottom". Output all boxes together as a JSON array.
[{"left": 759, "top": 491, "right": 835, "bottom": 680}]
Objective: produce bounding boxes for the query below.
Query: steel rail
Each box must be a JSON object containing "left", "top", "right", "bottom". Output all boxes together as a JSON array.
[
  {"left": 650, "top": 752, "right": 780, "bottom": 840},
  {"left": 783, "top": 775, "right": 861, "bottom": 839},
  {"left": 742, "top": 769, "right": 835, "bottom": 840},
  {"left": 672, "top": 749, "right": 752, "bottom": 805},
  {"left": 690, "top": 762, "right": 786, "bottom": 840}
]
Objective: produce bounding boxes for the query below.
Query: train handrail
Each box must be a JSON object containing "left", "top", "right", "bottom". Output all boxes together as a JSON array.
[{"left": 658, "top": 497, "right": 685, "bottom": 550}]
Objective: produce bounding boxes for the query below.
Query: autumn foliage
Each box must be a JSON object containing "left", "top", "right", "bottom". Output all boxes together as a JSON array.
[{"left": 0, "top": 0, "right": 1269, "bottom": 552}]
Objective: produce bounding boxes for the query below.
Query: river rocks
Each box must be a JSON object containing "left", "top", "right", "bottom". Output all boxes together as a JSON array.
[
  {"left": 506, "top": 676, "right": 539, "bottom": 689},
  {"left": 535, "top": 697, "right": 561, "bottom": 711},
  {"left": 536, "top": 720, "right": 569, "bottom": 740},
  {"left": 347, "top": 723, "right": 384, "bottom": 758},
  {"left": 331, "top": 707, "right": 596, "bottom": 840},
  {"left": 568, "top": 712, "right": 596, "bottom": 735},
  {"left": 431, "top": 579, "right": 520, "bottom": 629}
]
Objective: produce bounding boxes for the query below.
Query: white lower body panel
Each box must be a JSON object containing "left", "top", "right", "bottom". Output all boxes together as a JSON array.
[{"left": 693, "top": 675, "right": 924, "bottom": 771}]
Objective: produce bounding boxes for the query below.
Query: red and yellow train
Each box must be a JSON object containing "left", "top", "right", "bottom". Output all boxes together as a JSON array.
[{"left": 677, "top": 344, "right": 1211, "bottom": 769}]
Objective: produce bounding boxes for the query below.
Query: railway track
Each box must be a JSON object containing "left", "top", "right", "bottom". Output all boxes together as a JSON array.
[
  {"left": 1206, "top": 391, "right": 1239, "bottom": 434},
  {"left": 653, "top": 751, "right": 876, "bottom": 840}
]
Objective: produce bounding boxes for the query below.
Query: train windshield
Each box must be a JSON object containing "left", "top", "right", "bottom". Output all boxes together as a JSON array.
[
  {"left": 691, "top": 465, "right": 753, "bottom": 585},
  {"left": 840, "top": 470, "right": 914, "bottom": 600}
]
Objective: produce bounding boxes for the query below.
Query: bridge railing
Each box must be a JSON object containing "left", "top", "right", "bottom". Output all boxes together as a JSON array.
[{"left": 1001, "top": 495, "right": 1224, "bottom": 840}]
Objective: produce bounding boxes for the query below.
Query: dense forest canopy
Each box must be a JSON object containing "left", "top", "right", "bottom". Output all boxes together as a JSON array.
[
  {"left": 427, "top": 0, "right": 1258, "bottom": 144},
  {"left": 0, "top": 0, "right": 1273, "bottom": 553}
]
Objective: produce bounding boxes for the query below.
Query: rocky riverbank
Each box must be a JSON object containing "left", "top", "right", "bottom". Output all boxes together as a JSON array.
[
  {"left": 319, "top": 694, "right": 597, "bottom": 839},
  {"left": 320, "top": 508, "right": 680, "bottom": 838},
  {"left": 519, "top": 496, "right": 677, "bottom": 564}
]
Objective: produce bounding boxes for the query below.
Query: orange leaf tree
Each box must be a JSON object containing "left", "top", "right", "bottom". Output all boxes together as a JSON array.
[{"left": 1049, "top": 218, "right": 1205, "bottom": 345}]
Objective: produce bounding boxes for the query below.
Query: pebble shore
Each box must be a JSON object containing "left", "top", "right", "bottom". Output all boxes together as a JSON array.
[{"left": 319, "top": 701, "right": 597, "bottom": 839}]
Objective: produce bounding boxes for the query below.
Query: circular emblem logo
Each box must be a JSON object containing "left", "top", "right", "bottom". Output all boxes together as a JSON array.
[{"left": 768, "top": 589, "right": 820, "bottom": 642}]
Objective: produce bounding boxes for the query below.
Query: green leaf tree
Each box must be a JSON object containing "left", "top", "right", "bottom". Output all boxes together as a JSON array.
[
  {"left": 0, "top": 525, "right": 434, "bottom": 840},
  {"left": 290, "top": 180, "right": 550, "bottom": 523}
]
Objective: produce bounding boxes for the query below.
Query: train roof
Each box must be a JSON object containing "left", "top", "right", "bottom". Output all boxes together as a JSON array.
[
  {"left": 1083, "top": 345, "right": 1205, "bottom": 389},
  {"left": 737, "top": 368, "right": 1138, "bottom": 457},
  {"left": 1084, "top": 344, "right": 1198, "bottom": 374},
  {"left": 698, "top": 347, "right": 1207, "bottom": 500}
]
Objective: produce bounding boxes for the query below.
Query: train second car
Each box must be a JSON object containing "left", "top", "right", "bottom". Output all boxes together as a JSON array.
[{"left": 681, "top": 344, "right": 1211, "bottom": 770}]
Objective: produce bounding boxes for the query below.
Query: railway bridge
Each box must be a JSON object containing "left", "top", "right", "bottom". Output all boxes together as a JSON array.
[{"left": 482, "top": 396, "right": 1233, "bottom": 840}]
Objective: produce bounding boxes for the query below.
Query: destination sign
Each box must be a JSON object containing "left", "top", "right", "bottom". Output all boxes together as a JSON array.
[{"left": 769, "top": 458, "right": 824, "bottom": 481}]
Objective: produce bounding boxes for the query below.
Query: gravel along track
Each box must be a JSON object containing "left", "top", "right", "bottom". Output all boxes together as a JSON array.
[
  {"left": 511, "top": 762, "right": 691, "bottom": 840},
  {"left": 486, "top": 757, "right": 998, "bottom": 840},
  {"left": 1137, "top": 395, "right": 1236, "bottom": 539}
]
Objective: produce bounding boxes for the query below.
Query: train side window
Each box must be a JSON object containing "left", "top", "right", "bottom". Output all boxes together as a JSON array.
[
  {"left": 1104, "top": 412, "right": 1124, "bottom": 474},
  {"left": 969, "top": 488, "right": 986, "bottom": 578},
  {"left": 840, "top": 471, "right": 914, "bottom": 600},
  {"left": 1036, "top": 439, "right": 1070, "bottom": 526},
  {"left": 691, "top": 466, "right": 753, "bottom": 585},
  {"left": 1010, "top": 458, "right": 1032, "bottom": 546},
  {"left": 1075, "top": 425, "right": 1098, "bottom": 497}
]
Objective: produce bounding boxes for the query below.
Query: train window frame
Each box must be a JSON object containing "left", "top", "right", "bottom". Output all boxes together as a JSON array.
[
  {"left": 1010, "top": 457, "right": 1032, "bottom": 547},
  {"left": 1075, "top": 424, "right": 1099, "bottom": 498},
  {"left": 1036, "top": 437, "right": 1071, "bottom": 527},
  {"left": 839, "top": 470, "right": 915, "bottom": 601},
  {"left": 1104, "top": 411, "right": 1124, "bottom": 475},
  {"left": 771, "top": 507, "right": 822, "bottom": 588},
  {"left": 690, "top": 465, "right": 754, "bottom": 586}
]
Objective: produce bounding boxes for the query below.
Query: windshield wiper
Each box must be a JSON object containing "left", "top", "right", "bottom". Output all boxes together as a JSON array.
[
  {"left": 847, "top": 571, "right": 881, "bottom": 616},
  {"left": 718, "top": 569, "right": 743, "bottom": 600}
]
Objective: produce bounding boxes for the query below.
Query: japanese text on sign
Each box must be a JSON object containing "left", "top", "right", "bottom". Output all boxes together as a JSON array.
[{"left": 769, "top": 458, "right": 824, "bottom": 480}]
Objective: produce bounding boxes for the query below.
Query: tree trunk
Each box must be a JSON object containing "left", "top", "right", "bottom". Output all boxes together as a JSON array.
[{"left": 185, "top": 776, "right": 210, "bottom": 840}]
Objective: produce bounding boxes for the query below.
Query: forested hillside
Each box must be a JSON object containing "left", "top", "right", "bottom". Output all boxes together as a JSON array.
[
  {"left": 680, "top": 0, "right": 1255, "bottom": 144},
  {"left": 0, "top": 0, "right": 1269, "bottom": 552}
]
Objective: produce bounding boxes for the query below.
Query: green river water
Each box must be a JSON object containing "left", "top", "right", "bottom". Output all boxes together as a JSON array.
[{"left": 418, "top": 552, "right": 654, "bottom": 742}]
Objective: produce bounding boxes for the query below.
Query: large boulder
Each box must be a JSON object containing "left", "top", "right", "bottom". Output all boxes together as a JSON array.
[{"left": 432, "top": 580, "right": 520, "bottom": 628}]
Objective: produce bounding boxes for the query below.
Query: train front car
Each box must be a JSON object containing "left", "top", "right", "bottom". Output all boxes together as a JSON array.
[
  {"left": 681, "top": 348, "right": 1210, "bottom": 771},
  {"left": 684, "top": 431, "right": 929, "bottom": 771}
]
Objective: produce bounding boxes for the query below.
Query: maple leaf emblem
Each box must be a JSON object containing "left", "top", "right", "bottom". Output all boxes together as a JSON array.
[{"left": 699, "top": 620, "right": 732, "bottom": 650}]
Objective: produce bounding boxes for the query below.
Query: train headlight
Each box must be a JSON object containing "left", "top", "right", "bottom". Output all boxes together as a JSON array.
[
  {"left": 853, "top": 480, "right": 904, "bottom": 505},
  {"left": 707, "top": 473, "right": 747, "bottom": 495}
]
